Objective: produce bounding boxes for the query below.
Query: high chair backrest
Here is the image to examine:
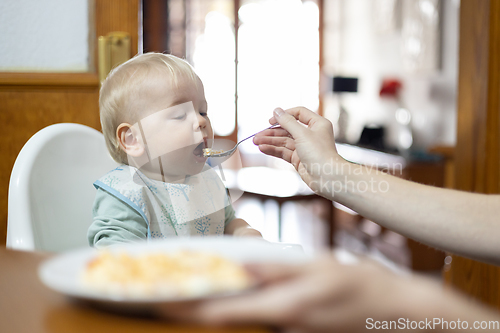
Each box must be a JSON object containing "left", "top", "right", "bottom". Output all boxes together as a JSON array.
[{"left": 7, "top": 123, "right": 119, "bottom": 252}]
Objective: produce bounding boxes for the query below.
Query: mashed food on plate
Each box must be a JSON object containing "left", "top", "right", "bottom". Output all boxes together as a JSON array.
[{"left": 82, "top": 250, "right": 250, "bottom": 298}]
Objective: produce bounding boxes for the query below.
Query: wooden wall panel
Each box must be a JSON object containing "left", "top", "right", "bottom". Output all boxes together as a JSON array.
[
  {"left": 444, "top": 0, "right": 500, "bottom": 309},
  {"left": 143, "top": 0, "right": 169, "bottom": 53},
  {"left": 95, "top": 0, "right": 140, "bottom": 58},
  {"left": 0, "top": 0, "right": 140, "bottom": 246},
  {"left": 0, "top": 84, "right": 100, "bottom": 246}
]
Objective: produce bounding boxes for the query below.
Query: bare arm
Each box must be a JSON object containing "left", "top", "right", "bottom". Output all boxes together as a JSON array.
[
  {"left": 334, "top": 165, "right": 500, "bottom": 264},
  {"left": 254, "top": 107, "right": 500, "bottom": 265}
]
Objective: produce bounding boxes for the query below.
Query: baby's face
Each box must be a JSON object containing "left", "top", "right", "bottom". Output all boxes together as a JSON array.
[{"left": 130, "top": 76, "right": 214, "bottom": 181}]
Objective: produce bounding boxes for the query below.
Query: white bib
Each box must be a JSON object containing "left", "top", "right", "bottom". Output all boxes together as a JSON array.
[{"left": 94, "top": 164, "right": 228, "bottom": 239}]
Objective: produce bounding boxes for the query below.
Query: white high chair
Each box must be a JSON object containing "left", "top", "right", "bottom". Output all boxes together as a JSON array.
[{"left": 7, "top": 123, "right": 119, "bottom": 252}]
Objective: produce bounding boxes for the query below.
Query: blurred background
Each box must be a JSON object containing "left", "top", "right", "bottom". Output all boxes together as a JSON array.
[{"left": 0, "top": 0, "right": 459, "bottom": 272}]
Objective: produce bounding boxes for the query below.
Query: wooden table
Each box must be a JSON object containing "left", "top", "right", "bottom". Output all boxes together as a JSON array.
[{"left": 0, "top": 248, "right": 270, "bottom": 333}]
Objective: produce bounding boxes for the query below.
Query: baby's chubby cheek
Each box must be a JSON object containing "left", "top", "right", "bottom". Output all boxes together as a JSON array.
[
  {"left": 161, "top": 154, "right": 205, "bottom": 177},
  {"left": 148, "top": 135, "right": 198, "bottom": 158}
]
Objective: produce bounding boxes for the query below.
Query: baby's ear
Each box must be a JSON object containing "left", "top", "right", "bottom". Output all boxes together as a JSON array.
[{"left": 117, "top": 123, "right": 145, "bottom": 158}]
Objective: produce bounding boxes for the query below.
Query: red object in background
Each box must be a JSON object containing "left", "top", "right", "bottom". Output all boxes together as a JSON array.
[{"left": 379, "top": 79, "right": 402, "bottom": 97}]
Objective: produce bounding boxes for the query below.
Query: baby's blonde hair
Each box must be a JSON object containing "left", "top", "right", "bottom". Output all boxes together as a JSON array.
[{"left": 99, "top": 52, "right": 199, "bottom": 164}]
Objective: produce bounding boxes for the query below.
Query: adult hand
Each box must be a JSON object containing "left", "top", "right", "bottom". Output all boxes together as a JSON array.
[
  {"left": 233, "top": 227, "right": 263, "bottom": 238},
  {"left": 225, "top": 218, "right": 263, "bottom": 238},
  {"left": 253, "top": 107, "right": 345, "bottom": 194},
  {"left": 161, "top": 256, "right": 480, "bottom": 332},
  {"left": 254, "top": 108, "right": 500, "bottom": 265}
]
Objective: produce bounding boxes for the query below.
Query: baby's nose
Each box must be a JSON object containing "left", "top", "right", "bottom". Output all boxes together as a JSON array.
[{"left": 195, "top": 113, "right": 207, "bottom": 130}]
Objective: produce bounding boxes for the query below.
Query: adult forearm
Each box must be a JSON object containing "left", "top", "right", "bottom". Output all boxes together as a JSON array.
[
  {"left": 321, "top": 161, "right": 500, "bottom": 264},
  {"left": 256, "top": 107, "right": 500, "bottom": 264}
]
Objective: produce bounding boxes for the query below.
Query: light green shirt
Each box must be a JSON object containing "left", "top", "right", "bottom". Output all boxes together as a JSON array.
[{"left": 88, "top": 188, "right": 236, "bottom": 248}]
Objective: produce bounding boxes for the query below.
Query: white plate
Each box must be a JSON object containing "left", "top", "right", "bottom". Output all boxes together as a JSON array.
[{"left": 38, "top": 237, "right": 308, "bottom": 308}]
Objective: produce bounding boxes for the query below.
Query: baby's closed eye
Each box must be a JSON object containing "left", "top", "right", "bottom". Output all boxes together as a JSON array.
[{"left": 172, "top": 113, "right": 187, "bottom": 120}]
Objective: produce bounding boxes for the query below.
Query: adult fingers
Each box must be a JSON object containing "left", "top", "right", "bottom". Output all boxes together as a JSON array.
[
  {"left": 244, "top": 262, "right": 304, "bottom": 284},
  {"left": 284, "top": 106, "right": 324, "bottom": 126},
  {"left": 272, "top": 108, "right": 309, "bottom": 139},
  {"left": 253, "top": 135, "right": 295, "bottom": 151},
  {"left": 269, "top": 106, "right": 323, "bottom": 125},
  {"left": 160, "top": 264, "right": 308, "bottom": 323},
  {"left": 197, "top": 260, "right": 343, "bottom": 327},
  {"left": 194, "top": 277, "right": 316, "bottom": 326},
  {"left": 257, "top": 127, "right": 291, "bottom": 138},
  {"left": 257, "top": 144, "right": 294, "bottom": 164},
  {"left": 269, "top": 106, "right": 322, "bottom": 128}
]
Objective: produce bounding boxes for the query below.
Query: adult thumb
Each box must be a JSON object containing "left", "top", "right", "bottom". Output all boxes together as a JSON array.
[{"left": 273, "top": 108, "right": 305, "bottom": 138}]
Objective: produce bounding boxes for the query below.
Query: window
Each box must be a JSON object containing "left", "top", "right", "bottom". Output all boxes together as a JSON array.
[
  {"left": 144, "top": 0, "right": 320, "bottom": 159},
  {"left": 237, "top": 0, "right": 319, "bottom": 154}
]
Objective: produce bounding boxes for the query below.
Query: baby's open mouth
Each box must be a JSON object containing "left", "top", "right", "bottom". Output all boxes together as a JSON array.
[{"left": 193, "top": 141, "right": 205, "bottom": 157}]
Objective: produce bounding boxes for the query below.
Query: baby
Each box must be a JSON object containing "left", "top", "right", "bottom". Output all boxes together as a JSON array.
[{"left": 88, "top": 53, "right": 261, "bottom": 248}]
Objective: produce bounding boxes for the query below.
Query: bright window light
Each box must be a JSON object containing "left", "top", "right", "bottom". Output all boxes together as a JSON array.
[
  {"left": 237, "top": 0, "right": 319, "bottom": 153},
  {"left": 193, "top": 10, "right": 236, "bottom": 137},
  {"left": 191, "top": 0, "right": 319, "bottom": 147}
]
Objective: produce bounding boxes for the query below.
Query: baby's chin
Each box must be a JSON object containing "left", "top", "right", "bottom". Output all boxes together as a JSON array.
[
  {"left": 184, "top": 160, "right": 206, "bottom": 175},
  {"left": 161, "top": 159, "right": 207, "bottom": 181},
  {"left": 132, "top": 157, "right": 206, "bottom": 183}
]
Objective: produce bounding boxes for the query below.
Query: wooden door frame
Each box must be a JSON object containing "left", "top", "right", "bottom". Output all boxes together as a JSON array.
[
  {"left": 0, "top": 0, "right": 141, "bottom": 246},
  {"left": 445, "top": 0, "right": 500, "bottom": 309}
]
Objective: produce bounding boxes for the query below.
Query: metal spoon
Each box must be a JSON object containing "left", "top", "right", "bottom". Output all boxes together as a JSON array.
[{"left": 204, "top": 124, "right": 281, "bottom": 158}]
